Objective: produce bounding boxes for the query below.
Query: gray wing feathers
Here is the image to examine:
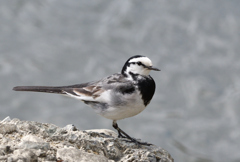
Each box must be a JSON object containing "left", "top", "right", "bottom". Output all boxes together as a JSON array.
[{"left": 13, "top": 73, "right": 133, "bottom": 99}]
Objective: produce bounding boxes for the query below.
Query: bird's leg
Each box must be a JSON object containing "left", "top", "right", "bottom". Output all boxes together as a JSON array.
[
  {"left": 112, "top": 121, "right": 128, "bottom": 138},
  {"left": 112, "top": 120, "right": 152, "bottom": 146}
]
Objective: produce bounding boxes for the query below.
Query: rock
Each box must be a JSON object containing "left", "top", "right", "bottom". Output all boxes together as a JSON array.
[
  {"left": 85, "top": 129, "right": 118, "bottom": 137},
  {"left": 0, "top": 116, "right": 11, "bottom": 124},
  {"left": 0, "top": 117, "right": 174, "bottom": 162},
  {"left": 57, "top": 147, "right": 110, "bottom": 162},
  {"left": 0, "top": 124, "right": 17, "bottom": 134},
  {"left": 18, "top": 135, "right": 50, "bottom": 150},
  {"left": 8, "top": 149, "right": 38, "bottom": 162},
  {"left": 63, "top": 124, "right": 78, "bottom": 131}
]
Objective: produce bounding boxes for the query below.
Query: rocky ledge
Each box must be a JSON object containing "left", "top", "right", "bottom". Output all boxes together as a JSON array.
[{"left": 0, "top": 117, "right": 173, "bottom": 162}]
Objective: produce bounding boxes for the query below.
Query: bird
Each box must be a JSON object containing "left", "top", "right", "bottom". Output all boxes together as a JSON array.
[{"left": 13, "top": 55, "right": 160, "bottom": 145}]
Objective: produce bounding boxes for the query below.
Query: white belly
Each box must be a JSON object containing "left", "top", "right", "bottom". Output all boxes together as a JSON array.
[
  {"left": 95, "top": 90, "right": 146, "bottom": 120},
  {"left": 101, "top": 104, "right": 146, "bottom": 120}
]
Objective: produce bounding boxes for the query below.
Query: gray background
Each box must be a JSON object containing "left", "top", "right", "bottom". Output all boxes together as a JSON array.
[{"left": 1, "top": 1, "right": 240, "bottom": 162}]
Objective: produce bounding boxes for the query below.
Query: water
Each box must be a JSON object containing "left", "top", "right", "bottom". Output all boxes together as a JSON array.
[{"left": 1, "top": 1, "right": 240, "bottom": 161}]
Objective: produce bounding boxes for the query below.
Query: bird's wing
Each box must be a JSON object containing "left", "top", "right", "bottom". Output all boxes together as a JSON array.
[
  {"left": 13, "top": 73, "right": 135, "bottom": 103},
  {"left": 63, "top": 85, "right": 105, "bottom": 101},
  {"left": 62, "top": 73, "right": 134, "bottom": 102}
]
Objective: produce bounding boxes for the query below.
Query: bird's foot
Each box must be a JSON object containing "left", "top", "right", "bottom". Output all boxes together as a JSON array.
[
  {"left": 123, "top": 137, "right": 152, "bottom": 146},
  {"left": 113, "top": 121, "right": 152, "bottom": 146},
  {"left": 117, "top": 131, "right": 128, "bottom": 138}
]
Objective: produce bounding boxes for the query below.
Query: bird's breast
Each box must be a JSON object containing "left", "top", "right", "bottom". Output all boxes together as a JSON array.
[{"left": 98, "top": 89, "right": 146, "bottom": 120}]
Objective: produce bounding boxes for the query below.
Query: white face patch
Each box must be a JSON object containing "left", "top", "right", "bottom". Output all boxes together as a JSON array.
[
  {"left": 126, "top": 56, "right": 153, "bottom": 76},
  {"left": 128, "top": 57, "right": 153, "bottom": 67}
]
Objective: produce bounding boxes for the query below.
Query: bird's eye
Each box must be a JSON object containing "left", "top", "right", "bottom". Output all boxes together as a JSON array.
[{"left": 137, "top": 61, "right": 141, "bottom": 65}]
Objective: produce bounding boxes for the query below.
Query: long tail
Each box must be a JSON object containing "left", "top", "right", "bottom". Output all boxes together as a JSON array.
[{"left": 13, "top": 86, "right": 65, "bottom": 94}]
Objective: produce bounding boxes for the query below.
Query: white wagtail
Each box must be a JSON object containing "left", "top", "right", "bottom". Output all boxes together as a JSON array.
[{"left": 13, "top": 55, "right": 160, "bottom": 145}]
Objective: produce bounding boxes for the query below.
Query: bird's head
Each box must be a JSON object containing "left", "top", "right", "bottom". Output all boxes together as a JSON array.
[{"left": 121, "top": 55, "right": 160, "bottom": 77}]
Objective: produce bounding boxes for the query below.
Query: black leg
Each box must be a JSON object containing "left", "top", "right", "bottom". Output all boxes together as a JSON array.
[{"left": 112, "top": 120, "right": 152, "bottom": 146}]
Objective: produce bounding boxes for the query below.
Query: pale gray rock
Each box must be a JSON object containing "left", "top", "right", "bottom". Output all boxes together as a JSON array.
[
  {"left": 0, "top": 124, "right": 17, "bottom": 134},
  {"left": 7, "top": 149, "right": 38, "bottom": 162},
  {"left": 18, "top": 135, "right": 50, "bottom": 150},
  {"left": 57, "top": 147, "right": 110, "bottom": 162},
  {"left": 0, "top": 116, "right": 11, "bottom": 124},
  {"left": 18, "top": 141, "right": 50, "bottom": 150},
  {"left": 63, "top": 124, "right": 78, "bottom": 131},
  {"left": 0, "top": 117, "right": 174, "bottom": 162}
]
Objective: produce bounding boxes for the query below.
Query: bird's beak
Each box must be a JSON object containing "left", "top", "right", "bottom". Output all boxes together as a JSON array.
[{"left": 146, "top": 65, "right": 160, "bottom": 71}]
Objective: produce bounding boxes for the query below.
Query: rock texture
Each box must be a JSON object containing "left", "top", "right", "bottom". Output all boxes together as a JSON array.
[{"left": 0, "top": 117, "right": 173, "bottom": 162}]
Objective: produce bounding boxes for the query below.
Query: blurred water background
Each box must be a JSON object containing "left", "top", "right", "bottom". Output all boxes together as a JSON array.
[{"left": 1, "top": 1, "right": 240, "bottom": 161}]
